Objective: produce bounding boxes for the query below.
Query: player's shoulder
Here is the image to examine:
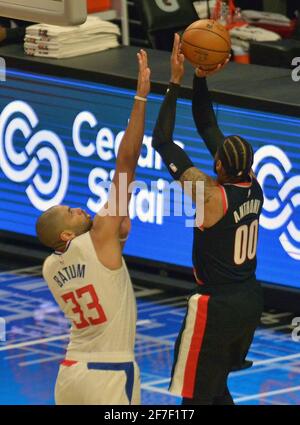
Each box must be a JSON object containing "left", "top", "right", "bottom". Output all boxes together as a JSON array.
[
  {"left": 250, "top": 173, "right": 263, "bottom": 196},
  {"left": 59, "top": 231, "right": 94, "bottom": 254},
  {"left": 72, "top": 231, "right": 96, "bottom": 256},
  {"left": 42, "top": 252, "right": 56, "bottom": 281},
  {"left": 67, "top": 232, "right": 99, "bottom": 264}
]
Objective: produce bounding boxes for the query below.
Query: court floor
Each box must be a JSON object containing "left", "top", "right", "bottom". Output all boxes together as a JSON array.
[{"left": 0, "top": 265, "right": 299, "bottom": 405}]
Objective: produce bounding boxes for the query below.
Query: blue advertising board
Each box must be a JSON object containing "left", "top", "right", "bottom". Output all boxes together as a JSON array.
[{"left": 0, "top": 69, "right": 299, "bottom": 289}]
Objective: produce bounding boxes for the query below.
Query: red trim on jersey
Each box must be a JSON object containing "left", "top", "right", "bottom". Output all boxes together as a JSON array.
[
  {"left": 61, "top": 359, "right": 78, "bottom": 367},
  {"left": 182, "top": 295, "right": 210, "bottom": 398},
  {"left": 219, "top": 185, "right": 228, "bottom": 215},
  {"left": 223, "top": 176, "right": 253, "bottom": 188},
  {"left": 193, "top": 268, "right": 204, "bottom": 286},
  {"left": 231, "top": 182, "right": 252, "bottom": 187}
]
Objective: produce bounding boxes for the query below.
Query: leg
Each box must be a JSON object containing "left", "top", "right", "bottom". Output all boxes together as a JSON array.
[
  {"left": 131, "top": 362, "right": 141, "bottom": 405},
  {"left": 55, "top": 362, "right": 85, "bottom": 405},
  {"left": 229, "top": 283, "right": 263, "bottom": 372},
  {"left": 213, "top": 383, "right": 235, "bottom": 405},
  {"left": 169, "top": 294, "right": 213, "bottom": 401},
  {"left": 181, "top": 375, "right": 233, "bottom": 405},
  {"left": 182, "top": 397, "right": 213, "bottom": 405},
  {"left": 170, "top": 294, "right": 232, "bottom": 404}
]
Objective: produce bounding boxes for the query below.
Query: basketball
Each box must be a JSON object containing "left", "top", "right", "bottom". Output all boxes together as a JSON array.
[{"left": 181, "top": 19, "right": 231, "bottom": 71}]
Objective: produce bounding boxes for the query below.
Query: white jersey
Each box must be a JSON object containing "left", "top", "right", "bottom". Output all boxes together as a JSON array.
[{"left": 43, "top": 231, "right": 137, "bottom": 363}]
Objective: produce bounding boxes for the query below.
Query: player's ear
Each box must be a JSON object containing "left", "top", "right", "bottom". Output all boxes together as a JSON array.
[
  {"left": 60, "top": 230, "right": 75, "bottom": 242},
  {"left": 215, "top": 159, "right": 223, "bottom": 173}
]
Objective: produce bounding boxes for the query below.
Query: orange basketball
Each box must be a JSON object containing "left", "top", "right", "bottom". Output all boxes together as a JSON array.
[{"left": 182, "top": 19, "right": 231, "bottom": 71}]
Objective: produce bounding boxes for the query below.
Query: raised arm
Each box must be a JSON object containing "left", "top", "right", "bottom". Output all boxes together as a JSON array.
[
  {"left": 192, "top": 55, "right": 231, "bottom": 156},
  {"left": 192, "top": 74, "right": 225, "bottom": 157},
  {"left": 91, "top": 50, "right": 151, "bottom": 268},
  {"left": 152, "top": 34, "right": 217, "bottom": 206}
]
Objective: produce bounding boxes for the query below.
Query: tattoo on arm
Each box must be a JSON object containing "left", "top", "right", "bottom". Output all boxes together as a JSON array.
[{"left": 179, "top": 167, "right": 216, "bottom": 204}]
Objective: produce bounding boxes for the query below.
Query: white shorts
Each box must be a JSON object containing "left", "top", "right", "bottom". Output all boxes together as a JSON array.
[{"left": 55, "top": 360, "right": 140, "bottom": 405}]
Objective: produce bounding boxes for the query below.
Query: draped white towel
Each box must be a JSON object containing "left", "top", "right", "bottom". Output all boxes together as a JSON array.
[{"left": 24, "top": 16, "right": 120, "bottom": 59}]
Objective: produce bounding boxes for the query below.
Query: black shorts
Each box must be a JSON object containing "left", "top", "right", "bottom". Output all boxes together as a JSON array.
[{"left": 169, "top": 282, "right": 263, "bottom": 402}]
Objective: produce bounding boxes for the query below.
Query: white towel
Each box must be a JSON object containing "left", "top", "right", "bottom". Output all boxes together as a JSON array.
[
  {"left": 230, "top": 25, "right": 281, "bottom": 42},
  {"left": 24, "top": 37, "right": 119, "bottom": 59},
  {"left": 242, "top": 10, "right": 291, "bottom": 27},
  {"left": 24, "top": 16, "right": 120, "bottom": 59},
  {"left": 24, "top": 32, "right": 119, "bottom": 47},
  {"left": 26, "top": 16, "right": 119, "bottom": 38}
]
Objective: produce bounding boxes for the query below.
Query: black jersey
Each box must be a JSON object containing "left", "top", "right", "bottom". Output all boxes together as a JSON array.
[{"left": 193, "top": 177, "right": 264, "bottom": 286}]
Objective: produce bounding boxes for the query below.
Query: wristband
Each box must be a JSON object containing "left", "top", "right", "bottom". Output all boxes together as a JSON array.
[
  {"left": 134, "top": 95, "right": 147, "bottom": 102},
  {"left": 119, "top": 236, "right": 129, "bottom": 243}
]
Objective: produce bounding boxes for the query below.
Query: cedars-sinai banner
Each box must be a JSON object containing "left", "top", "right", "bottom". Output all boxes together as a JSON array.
[{"left": 0, "top": 69, "right": 300, "bottom": 290}]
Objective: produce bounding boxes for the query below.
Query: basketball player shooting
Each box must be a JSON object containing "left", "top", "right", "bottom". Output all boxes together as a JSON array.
[
  {"left": 36, "top": 50, "right": 151, "bottom": 405},
  {"left": 152, "top": 34, "right": 264, "bottom": 405}
]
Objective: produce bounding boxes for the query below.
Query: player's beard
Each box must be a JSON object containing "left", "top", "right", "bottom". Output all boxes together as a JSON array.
[
  {"left": 85, "top": 217, "right": 93, "bottom": 233},
  {"left": 75, "top": 217, "right": 93, "bottom": 237}
]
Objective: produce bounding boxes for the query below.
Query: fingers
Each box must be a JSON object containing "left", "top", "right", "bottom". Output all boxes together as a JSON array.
[
  {"left": 179, "top": 41, "right": 183, "bottom": 54},
  {"left": 219, "top": 54, "right": 231, "bottom": 68},
  {"left": 137, "top": 49, "right": 148, "bottom": 71},
  {"left": 172, "top": 34, "right": 177, "bottom": 54},
  {"left": 172, "top": 33, "right": 180, "bottom": 57},
  {"left": 195, "top": 54, "right": 231, "bottom": 77},
  {"left": 145, "top": 67, "right": 151, "bottom": 80},
  {"left": 178, "top": 53, "right": 185, "bottom": 63},
  {"left": 137, "top": 52, "right": 142, "bottom": 73},
  {"left": 221, "top": 54, "right": 231, "bottom": 68},
  {"left": 136, "top": 48, "right": 151, "bottom": 97},
  {"left": 141, "top": 49, "right": 148, "bottom": 69}
]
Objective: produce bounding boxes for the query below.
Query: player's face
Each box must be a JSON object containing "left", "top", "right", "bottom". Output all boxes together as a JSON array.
[
  {"left": 61, "top": 205, "right": 93, "bottom": 235},
  {"left": 214, "top": 152, "right": 221, "bottom": 175},
  {"left": 214, "top": 152, "right": 226, "bottom": 183}
]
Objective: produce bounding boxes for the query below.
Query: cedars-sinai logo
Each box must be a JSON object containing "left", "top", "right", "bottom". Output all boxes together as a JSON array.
[
  {"left": 0, "top": 101, "right": 69, "bottom": 211},
  {"left": 291, "top": 57, "right": 300, "bottom": 82},
  {"left": 0, "top": 57, "right": 6, "bottom": 82},
  {"left": 253, "top": 146, "right": 300, "bottom": 261}
]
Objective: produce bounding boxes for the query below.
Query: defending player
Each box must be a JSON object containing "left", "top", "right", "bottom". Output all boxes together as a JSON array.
[
  {"left": 152, "top": 34, "right": 264, "bottom": 405},
  {"left": 36, "top": 50, "right": 151, "bottom": 405}
]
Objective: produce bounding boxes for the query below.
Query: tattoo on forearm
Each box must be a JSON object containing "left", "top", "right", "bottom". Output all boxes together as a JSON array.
[{"left": 179, "top": 167, "right": 216, "bottom": 204}]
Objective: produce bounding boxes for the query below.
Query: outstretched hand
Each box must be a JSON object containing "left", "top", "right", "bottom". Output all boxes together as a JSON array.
[
  {"left": 195, "top": 55, "right": 231, "bottom": 78},
  {"left": 171, "top": 33, "right": 185, "bottom": 85},
  {"left": 136, "top": 49, "right": 151, "bottom": 98}
]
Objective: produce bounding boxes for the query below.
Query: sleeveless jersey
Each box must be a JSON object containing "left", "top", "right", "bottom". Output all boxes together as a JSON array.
[
  {"left": 43, "top": 231, "right": 137, "bottom": 362},
  {"left": 193, "top": 177, "right": 264, "bottom": 286}
]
